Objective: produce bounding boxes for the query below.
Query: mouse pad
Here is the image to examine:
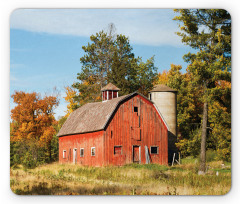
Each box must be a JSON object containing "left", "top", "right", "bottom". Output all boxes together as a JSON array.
[{"left": 10, "top": 8, "right": 231, "bottom": 195}]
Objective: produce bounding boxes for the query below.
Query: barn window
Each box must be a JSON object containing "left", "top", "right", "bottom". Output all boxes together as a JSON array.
[
  {"left": 91, "top": 147, "right": 95, "bottom": 156},
  {"left": 114, "top": 146, "right": 122, "bottom": 155},
  {"left": 80, "top": 148, "right": 84, "bottom": 157},
  {"left": 150, "top": 146, "right": 159, "bottom": 154},
  {"left": 134, "top": 106, "right": 138, "bottom": 113},
  {"left": 111, "top": 130, "right": 113, "bottom": 138},
  {"left": 149, "top": 93, "right": 152, "bottom": 100},
  {"left": 63, "top": 150, "right": 66, "bottom": 158}
]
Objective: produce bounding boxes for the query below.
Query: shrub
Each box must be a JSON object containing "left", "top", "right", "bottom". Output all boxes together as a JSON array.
[
  {"left": 206, "top": 149, "right": 218, "bottom": 162},
  {"left": 176, "top": 129, "right": 201, "bottom": 158},
  {"left": 22, "top": 152, "right": 37, "bottom": 169}
]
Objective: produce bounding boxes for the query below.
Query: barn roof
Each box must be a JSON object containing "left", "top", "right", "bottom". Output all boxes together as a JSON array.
[
  {"left": 101, "top": 83, "right": 120, "bottom": 91},
  {"left": 57, "top": 94, "right": 130, "bottom": 137},
  {"left": 57, "top": 92, "right": 169, "bottom": 137},
  {"left": 150, "top": 84, "right": 177, "bottom": 92}
]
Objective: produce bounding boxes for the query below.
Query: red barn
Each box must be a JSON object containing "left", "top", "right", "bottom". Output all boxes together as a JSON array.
[{"left": 57, "top": 83, "right": 169, "bottom": 166}]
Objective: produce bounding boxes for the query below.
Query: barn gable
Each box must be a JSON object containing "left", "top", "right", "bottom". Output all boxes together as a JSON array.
[
  {"left": 103, "top": 93, "right": 169, "bottom": 165},
  {"left": 57, "top": 92, "right": 168, "bottom": 137}
]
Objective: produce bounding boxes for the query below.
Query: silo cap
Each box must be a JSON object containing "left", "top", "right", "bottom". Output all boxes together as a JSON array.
[{"left": 150, "top": 84, "right": 177, "bottom": 92}]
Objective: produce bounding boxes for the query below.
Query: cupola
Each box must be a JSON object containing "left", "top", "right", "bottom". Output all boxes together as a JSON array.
[{"left": 101, "top": 83, "right": 120, "bottom": 101}]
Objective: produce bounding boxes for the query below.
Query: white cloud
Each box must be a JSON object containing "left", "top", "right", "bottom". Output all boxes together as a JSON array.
[{"left": 10, "top": 9, "right": 182, "bottom": 46}]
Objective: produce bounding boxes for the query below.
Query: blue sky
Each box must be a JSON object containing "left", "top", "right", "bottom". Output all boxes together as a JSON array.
[{"left": 10, "top": 9, "right": 194, "bottom": 119}]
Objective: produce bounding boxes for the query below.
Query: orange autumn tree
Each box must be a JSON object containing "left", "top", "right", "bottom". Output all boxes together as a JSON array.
[{"left": 10, "top": 91, "right": 59, "bottom": 166}]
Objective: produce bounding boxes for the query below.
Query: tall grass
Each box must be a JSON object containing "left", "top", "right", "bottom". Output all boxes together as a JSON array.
[{"left": 10, "top": 160, "right": 231, "bottom": 195}]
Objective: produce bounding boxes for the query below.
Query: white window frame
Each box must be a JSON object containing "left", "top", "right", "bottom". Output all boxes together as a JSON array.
[
  {"left": 63, "top": 150, "right": 66, "bottom": 158},
  {"left": 80, "top": 148, "right": 84, "bottom": 157},
  {"left": 150, "top": 146, "right": 159, "bottom": 154},
  {"left": 91, "top": 147, "right": 96, "bottom": 156}
]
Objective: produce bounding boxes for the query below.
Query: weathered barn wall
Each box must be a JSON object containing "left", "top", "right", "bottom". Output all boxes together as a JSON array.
[
  {"left": 104, "top": 95, "right": 168, "bottom": 166},
  {"left": 59, "top": 131, "right": 104, "bottom": 166},
  {"left": 58, "top": 94, "right": 168, "bottom": 166}
]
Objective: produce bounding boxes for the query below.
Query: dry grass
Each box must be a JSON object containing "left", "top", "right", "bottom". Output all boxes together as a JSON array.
[{"left": 10, "top": 161, "right": 231, "bottom": 195}]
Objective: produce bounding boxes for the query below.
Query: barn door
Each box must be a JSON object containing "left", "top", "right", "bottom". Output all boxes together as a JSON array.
[
  {"left": 73, "top": 148, "right": 77, "bottom": 164},
  {"left": 133, "top": 146, "right": 141, "bottom": 163}
]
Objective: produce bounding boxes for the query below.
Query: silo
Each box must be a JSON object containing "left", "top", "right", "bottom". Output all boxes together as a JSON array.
[
  {"left": 149, "top": 84, "right": 177, "bottom": 136},
  {"left": 149, "top": 84, "right": 178, "bottom": 163}
]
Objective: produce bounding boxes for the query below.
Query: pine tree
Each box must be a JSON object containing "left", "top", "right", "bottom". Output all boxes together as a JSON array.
[
  {"left": 71, "top": 25, "right": 157, "bottom": 108},
  {"left": 174, "top": 9, "right": 231, "bottom": 173}
]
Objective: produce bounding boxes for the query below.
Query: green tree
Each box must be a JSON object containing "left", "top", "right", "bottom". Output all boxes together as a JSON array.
[
  {"left": 134, "top": 56, "right": 157, "bottom": 96},
  {"left": 71, "top": 25, "right": 157, "bottom": 110},
  {"left": 167, "top": 64, "right": 202, "bottom": 140},
  {"left": 174, "top": 9, "right": 231, "bottom": 173}
]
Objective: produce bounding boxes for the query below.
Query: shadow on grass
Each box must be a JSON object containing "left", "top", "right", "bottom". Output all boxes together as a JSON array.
[{"left": 13, "top": 182, "right": 127, "bottom": 195}]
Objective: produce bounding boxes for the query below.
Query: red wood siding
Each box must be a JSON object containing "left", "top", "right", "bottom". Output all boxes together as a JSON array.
[
  {"left": 108, "top": 91, "right": 112, "bottom": 100},
  {"left": 104, "top": 95, "right": 168, "bottom": 166},
  {"left": 59, "top": 131, "right": 105, "bottom": 166},
  {"left": 58, "top": 94, "right": 168, "bottom": 166},
  {"left": 113, "top": 91, "right": 117, "bottom": 98},
  {"left": 102, "top": 90, "right": 118, "bottom": 101},
  {"left": 103, "top": 91, "right": 107, "bottom": 101}
]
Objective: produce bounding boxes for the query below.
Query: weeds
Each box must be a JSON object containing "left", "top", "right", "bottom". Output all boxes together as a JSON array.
[{"left": 10, "top": 161, "right": 231, "bottom": 195}]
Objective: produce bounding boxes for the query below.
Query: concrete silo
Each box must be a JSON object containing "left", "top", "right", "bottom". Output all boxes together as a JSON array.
[{"left": 149, "top": 84, "right": 178, "bottom": 163}]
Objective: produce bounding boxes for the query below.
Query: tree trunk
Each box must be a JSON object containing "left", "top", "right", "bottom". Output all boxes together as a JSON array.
[
  {"left": 199, "top": 100, "right": 208, "bottom": 174},
  {"left": 49, "top": 143, "right": 52, "bottom": 162}
]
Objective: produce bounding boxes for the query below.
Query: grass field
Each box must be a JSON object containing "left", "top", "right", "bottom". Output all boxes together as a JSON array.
[{"left": 10, "top": 158, "right": 231, "bottom": 195}]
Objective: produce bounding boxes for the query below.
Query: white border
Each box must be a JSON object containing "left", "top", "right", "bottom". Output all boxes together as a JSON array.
[{"left": 3, "top": 1, "right": 239, "bottom": 203}]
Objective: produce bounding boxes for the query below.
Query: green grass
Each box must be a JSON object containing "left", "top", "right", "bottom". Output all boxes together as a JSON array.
[{"left": 181, "top": 156, "right": 199, "bottom": 164}]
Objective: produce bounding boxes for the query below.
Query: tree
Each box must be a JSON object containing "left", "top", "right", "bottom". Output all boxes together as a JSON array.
[
  {"left": 64, "top": 86, "right": 79, "bottom": 116},
  {"left": 72, "top": 30, "right": 131, "bottom": 105},
  {"left": 133, "top": 56, "right": 158, "bottom": 96},
  {"left": 174, "top": 9, "right": 231, "bottom": 173},
  {"left": 155, "top": 70, "right": 169, "bottom": 85},
  {"left": 156, "top": 65, "right": 202, "bottom": 158},
  {"left": 70, "top": 25, "right": 157, "bottom": 110},
  {"left": 10, "top": 91, "right": 59, "bottom": 166}
]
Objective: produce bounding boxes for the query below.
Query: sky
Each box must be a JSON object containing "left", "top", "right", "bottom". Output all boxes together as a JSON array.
[{"left": 10, "top": 9, "right": 195, "bottom": 119}]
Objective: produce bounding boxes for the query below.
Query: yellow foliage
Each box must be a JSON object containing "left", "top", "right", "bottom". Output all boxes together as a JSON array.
[
  {"left": 155, "top": 70, "right": 169, "bottom": 85},
  {"left": 64, "top": 86, "right": 79, "bottom": 117}
]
